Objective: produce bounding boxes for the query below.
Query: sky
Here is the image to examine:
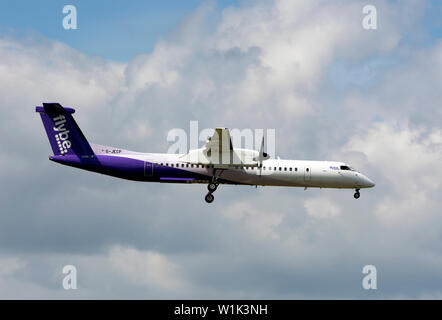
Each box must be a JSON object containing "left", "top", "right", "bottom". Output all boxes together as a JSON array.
[
  {"left": 0, "top": 0, "right": 239, "bottom": 61},
  {"left": 0, "top": 0, "right": 441, "bottom": 299}
]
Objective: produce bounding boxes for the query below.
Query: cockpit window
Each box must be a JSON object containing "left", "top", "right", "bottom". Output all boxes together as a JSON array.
[{"left": 340, "top": 165, "right": 356, "bottom": 171}]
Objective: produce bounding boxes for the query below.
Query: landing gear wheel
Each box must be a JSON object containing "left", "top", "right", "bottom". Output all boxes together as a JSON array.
[
  {"left": 208, "top": 183, "right": 218, "bottom": 192},
  {"left": 354, "top": 190, "right": 360, "bottom": 199},
  {"left": 205, "top": 192, "right": 214, "bottom": 203}
]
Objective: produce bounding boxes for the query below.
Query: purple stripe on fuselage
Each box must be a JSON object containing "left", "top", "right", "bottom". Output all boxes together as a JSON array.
[{"left": 49, "top": 154, "right": 212, "bottom": 182}]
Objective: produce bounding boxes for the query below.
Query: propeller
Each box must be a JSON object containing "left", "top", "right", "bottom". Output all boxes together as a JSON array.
[{"left": 255, "top": 135, "right": 269, "bottom": 175}]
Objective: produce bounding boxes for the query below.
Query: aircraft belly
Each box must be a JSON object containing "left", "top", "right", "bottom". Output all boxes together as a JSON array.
[{"left": 219, "top": 170, "right": 301, "bottom": 187}]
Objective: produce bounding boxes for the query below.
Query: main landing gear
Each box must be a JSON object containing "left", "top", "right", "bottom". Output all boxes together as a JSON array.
[
  {"left": 204, "top": 174, "right": 218, "bottom": 203},
  {"left": 354, "top": 188, "right": 361, "bottom": 199},
  {"left": 205, "top": 182, "right": 218, "bottom": 203},
  {"left": 205, "top": 169, "right": 223, "bottom": 203},
  {"left": 208, "top": 182, "right": 218, "bottom": 193}
]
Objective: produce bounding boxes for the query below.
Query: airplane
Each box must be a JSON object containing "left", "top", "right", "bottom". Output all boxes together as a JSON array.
[{"left": 36, "top": 103, "right": 375, "bottom": 203}]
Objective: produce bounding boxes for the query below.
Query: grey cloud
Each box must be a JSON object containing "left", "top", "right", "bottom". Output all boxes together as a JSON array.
[{"left": 0, "top": 0, "right": 441, "bottom": 299}]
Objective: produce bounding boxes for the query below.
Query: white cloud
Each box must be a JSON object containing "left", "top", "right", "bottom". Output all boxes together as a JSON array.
[
  {"left": 0, "top": 257, "right": 27, "bottom": 277},
  {"left": 109, "top": 246, "right": 188, "bottom": 292},
  {"left": 223, "top": 201, "right": 284, "bottom": 240},
  {"left": 0, "top": 37, "right": 125, "bottom": 110},
  {"left": 304, "top": 197, "right": 341, "bottom": 219},
  {"left": 0, "top": 0, "right": 441, "bottom": 299},
  {"left": 343, "top": 123, "right": 442, "bottom": 228}
]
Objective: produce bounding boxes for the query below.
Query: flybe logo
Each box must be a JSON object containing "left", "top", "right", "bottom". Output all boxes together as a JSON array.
[{"left": 53, "top": 115, "right": 71, "bottom": 155}]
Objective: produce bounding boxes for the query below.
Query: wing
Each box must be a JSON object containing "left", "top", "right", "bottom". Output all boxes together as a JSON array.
[
  {"left": 204, "top": 128, "right": 233, "bottom": 157},
  {"left": 179, "top": 127, "right": 259, "bottom": 167}
]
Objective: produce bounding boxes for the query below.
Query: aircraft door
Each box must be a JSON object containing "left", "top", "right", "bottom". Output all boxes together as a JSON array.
[{"left": 144, "top": 162, "right": 154, "bottom": 176}]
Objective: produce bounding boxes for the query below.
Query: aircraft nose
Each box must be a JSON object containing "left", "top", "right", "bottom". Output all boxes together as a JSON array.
[{"left": 361, "top": 175, "right": 375, "bottom": 188}]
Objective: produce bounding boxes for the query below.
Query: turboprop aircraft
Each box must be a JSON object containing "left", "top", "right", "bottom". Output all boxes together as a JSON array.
[{"left": 36, "top": 103, "right": 375, "bottom": 203}]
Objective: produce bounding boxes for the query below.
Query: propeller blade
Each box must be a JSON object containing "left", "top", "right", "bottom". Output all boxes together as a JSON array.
[{"left": 259, "top": 135, "right": 264, "bottom": 175}]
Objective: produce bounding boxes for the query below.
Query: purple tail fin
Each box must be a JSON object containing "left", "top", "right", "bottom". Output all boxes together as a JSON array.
[{"left": 36, "top": 103, "right": 94, "bottom": 156}]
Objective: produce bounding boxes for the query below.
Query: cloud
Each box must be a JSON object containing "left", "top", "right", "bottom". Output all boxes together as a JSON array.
[
  {"left": 0, "top": 257, "right": 27, "bottom": 277},
  {"left": 0, "top": 0, "right": 441, "bottom": 299},
  {"left": 223, "top": 201, "right": 284, "bottom": 240},
  {"left": 108, "top": 246, "right": 188, "bottom": 292},
  {"left": 343, "top": 123, "right": 442, "bottom": 228},
  {"left": 304, "top": 197, "right": 341, "bottom": 219}
]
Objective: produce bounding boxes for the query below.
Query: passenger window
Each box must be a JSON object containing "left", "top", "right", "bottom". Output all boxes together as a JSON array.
[
  {"left": 279, "top": 167, "right": 282, "bottom": 171},
  {"left": 295, "top": 168, "right": 297, "bottom": 171},
  {"left": 284, "top": 167, "right": 287, "bottom": 171},
  {"left": 289, "top": 168, "right": 292, "bottom": 171},
  {"left": 306, "top": 168, "right": 309, "bottom": 172}
]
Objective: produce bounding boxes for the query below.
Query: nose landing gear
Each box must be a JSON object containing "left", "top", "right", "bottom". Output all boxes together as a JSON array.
[{"left": 354, "top": 189, "right": 360, "bottom": 199}]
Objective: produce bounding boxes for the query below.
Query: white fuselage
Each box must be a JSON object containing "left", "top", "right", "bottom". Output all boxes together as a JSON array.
[{"left": 97, "top": 145, "right": 375, "bottom": 190}]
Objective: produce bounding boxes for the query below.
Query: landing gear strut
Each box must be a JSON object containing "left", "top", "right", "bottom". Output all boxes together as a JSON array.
[
  {"left": 354, "top": 189, "right": 360, "bottom": 199},
  {"left": 205, "top": 171, "right": 220, "bottom": 203}
]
